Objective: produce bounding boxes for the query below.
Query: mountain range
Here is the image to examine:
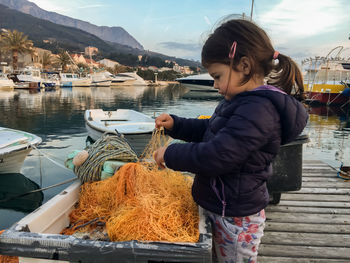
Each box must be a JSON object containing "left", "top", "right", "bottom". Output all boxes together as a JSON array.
[{"left": 0, "top": 0, "right": 143, "bottom": 50}]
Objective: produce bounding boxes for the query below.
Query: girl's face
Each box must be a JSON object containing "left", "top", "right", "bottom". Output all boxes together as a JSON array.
[{"left": 207, "top": 63, "right": 260, "bottom": 100}]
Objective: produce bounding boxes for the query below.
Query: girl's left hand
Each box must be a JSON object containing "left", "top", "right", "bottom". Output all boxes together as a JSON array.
[{"left": 153, "top": 146, "right": 167, "bottom": 169}]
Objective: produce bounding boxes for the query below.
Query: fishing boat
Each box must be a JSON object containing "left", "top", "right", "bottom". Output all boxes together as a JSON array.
[
  {"left": 60, "top": 73, "right": 91, "bottom": 87},
  {"left": 0, "top": 73, "right": 15, "bottom": 90},
  {"left": 84, "top": 109, "right": 155, "bottom": 155},
  {"left": 176, "top": 73, "right": 215, "bottom": 92},
  {"left": 0, "top": 127, "right": 42, "bottom": 174},
  {"left": 303, "top": 46, "right": 350, "bottom": 106}
]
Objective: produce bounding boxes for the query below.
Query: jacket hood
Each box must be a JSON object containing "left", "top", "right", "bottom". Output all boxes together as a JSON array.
[{"left": 237, "top": 87, "right": 309, "bottom": 145}]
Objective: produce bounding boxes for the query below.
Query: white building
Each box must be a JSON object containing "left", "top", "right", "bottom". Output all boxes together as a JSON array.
[{"left": 98, "top": 58, "right": 120, "bottom": 68}]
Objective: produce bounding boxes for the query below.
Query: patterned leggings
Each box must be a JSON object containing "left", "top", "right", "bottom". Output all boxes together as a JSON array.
[{"left": 207, "top": 209, "right": 266, "bottom": 263}]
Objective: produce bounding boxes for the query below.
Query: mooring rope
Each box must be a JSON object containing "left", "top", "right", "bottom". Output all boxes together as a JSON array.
[{"left": 74, "top": 134, "right": 139, "bottom": 183}]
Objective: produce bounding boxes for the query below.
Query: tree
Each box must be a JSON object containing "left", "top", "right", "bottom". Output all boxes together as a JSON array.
[
  {"left": 41, "top": 52, "right": 52, "bottom": 71},
  {"left": 54, "top": 50, "right": 71, "bottom": 72},
  {"left": 0, "top": 29, "right": 33, "bottom": 70}
]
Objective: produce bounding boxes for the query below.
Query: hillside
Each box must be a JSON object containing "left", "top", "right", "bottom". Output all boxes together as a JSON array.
[
  {"left": 0, "top": 4, "right": 200, "bottom": 67},
  {"left": 0, "top": 0, "right": 143, "bottom": 50}
]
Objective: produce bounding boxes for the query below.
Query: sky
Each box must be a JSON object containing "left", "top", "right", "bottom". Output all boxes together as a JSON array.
[{"left": 28, "top": 0, "right": 350, "bottom": 63}]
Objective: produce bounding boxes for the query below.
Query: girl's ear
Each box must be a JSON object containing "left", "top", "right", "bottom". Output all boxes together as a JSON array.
[{"left": 238, "top": 57, "right": 251, "bottom": 75}]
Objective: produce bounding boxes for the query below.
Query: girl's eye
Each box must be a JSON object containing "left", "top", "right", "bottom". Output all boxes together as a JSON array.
[{"left": 214, "top": 75, "right": 220, "bottom": 80}]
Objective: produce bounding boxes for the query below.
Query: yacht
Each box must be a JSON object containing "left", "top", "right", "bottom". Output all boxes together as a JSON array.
[
  {"left": 90, "top": 71, "right": 112, "bottom": 87},
  {"left": 176, "top": 73, "right": 215, "bottom": 92},
  {"left": 60, "top": 73, "right": 91, "bottom": 87},
  {"left": 0, "top": 73, "right": 14, "bottom": 90},
  {"left": 107, "top": 72, "right": 147, "bottom": 86}
]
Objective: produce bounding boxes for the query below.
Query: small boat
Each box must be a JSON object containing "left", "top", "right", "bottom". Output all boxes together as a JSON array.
[
  {"left": 0, "top": 127, "right": 42, "bottom": 174},
  {"left": 85, "top": 109, "right": 155, "bottom": 155},
  {"left": 0, "top": 73, "right": 15, "bottom": 90},
  {"left": 176, "top": 73, "right": 215, "bottom": 92},
  {"left": 60, "top": 73, "right": 91, "bottom": 87},
  {"left": 303, "top": 47, "right": 350, "bottom": 106}
]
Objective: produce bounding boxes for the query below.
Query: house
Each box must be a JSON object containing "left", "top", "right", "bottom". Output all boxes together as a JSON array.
[
  {"left": 71, "top": 54, "right": 87, "bottom": 65},
  {"left": 98, "top": 58, "right": 119, "bottom": 69},
  {"left": 85, "top": 46, "right": 98, "bottom": 56}
]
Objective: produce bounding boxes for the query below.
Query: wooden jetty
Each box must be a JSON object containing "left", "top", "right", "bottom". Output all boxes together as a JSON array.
[{"left": 259, "top": 160, "right": 350, "bottom": 262}]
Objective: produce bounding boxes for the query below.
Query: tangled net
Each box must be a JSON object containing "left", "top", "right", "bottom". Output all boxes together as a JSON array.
[{"left": 62, "top": 129, "right": 199, "bottom": 243}]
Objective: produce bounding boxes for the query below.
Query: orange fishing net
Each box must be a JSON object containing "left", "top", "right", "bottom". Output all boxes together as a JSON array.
[
  {"left": 0, "top": 230, "right": 19, "bottom": 263},
  {"left": 62, "top": 129, "right": 199, "bottom": 243}
]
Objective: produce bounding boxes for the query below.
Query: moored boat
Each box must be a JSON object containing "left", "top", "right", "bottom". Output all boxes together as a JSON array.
[
  {"left": 303, "top": 47, "right": 350, "bottom": 106},
  {"left": 60, "top": 73, "right": 91, "bottom": 87},
  {"left": 0, "top": 127, "right": 42, "bottom": 173},
  {"left": 176, "top": 73, "right": 215, "bottom": 92},
  {"left": 84, "top": 109, "right": 155, "bottom": 156},
  {"left": 0, "top": 73, "right": 15, "bottom": 90}
]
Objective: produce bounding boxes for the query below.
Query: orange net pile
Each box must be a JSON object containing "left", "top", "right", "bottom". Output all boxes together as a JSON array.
[{"left": 62, "top": 129, "right": 199, "bottom": 243}]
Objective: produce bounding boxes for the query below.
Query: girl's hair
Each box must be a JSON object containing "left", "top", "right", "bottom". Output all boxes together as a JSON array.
[{"left": 201, "top": 19, "right": 304, "bottom": 101}]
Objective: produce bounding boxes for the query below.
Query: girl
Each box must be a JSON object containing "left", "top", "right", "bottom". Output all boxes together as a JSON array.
[{"left": 153, "top": 19, "right": 308, "bottom": 263}]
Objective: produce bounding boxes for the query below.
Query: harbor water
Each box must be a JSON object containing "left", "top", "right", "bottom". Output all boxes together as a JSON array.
[{"left": 0, "top": 85, "right": 349, "bottom": 229}]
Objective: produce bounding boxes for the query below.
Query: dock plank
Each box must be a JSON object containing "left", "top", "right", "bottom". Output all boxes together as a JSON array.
[{"left": 259, "top": 160, "right": 350, "bottom": 262}]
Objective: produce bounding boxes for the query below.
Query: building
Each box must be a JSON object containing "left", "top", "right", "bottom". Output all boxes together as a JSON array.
[
  {"left": 85, "top": 46, "right": 99, "bottom": 56},
  {"left": 71, "top": 53, "right": 87, "bottom": 65},
  {"left": 98, "top": 58, "right": 119, "bottom": 69}
]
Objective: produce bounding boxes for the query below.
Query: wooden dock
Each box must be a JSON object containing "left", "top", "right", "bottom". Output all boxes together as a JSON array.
[{"left": 259, "top": 160, "right": 350, "bottom": 263}]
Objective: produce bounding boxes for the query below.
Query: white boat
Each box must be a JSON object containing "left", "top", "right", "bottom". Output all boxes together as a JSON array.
[
  {"left": 108, "top": 72, "right": 147, "bottom": 86},
  {"left": 0, "top": 72, "right": 14, "bottom": 90},
  {"left": 85, "top": 109, "right": 155, "bottom": 156},
  {"left": 90, "top": 71, "right": 112, "bottom": 87},
  {"left": 176, "top": 73, "right": 215, "bottom": 92},
  {"left": 0, "top": 181, "right": 211, "bottom": 262},
  {"left": 0, "top": 127, "right": 42, "bottom": 174},
  {"left": 60, "top": 73, "right": 91, "bottom": 87}
]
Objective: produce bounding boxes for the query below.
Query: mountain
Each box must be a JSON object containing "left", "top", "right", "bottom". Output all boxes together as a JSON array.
[{"left": 0, "top": 0, "right": 144, "bottom": 50}]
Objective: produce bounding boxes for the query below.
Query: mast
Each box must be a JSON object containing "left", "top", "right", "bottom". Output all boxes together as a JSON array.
[{"left": 250, "top": 0, "right": 254, "bottom": 21}]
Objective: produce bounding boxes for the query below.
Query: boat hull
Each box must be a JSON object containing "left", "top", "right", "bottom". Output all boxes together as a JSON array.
[
  {"left": 306, "top": 91, "right": 350, "bottom": 105},
  {"left": 0, "top": 148, "right": 32, "bottom": 173}
]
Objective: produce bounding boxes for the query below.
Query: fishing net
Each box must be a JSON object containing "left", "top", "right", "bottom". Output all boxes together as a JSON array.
[{"left": 62, "top": 129, "right": 200, "bottom": 243}]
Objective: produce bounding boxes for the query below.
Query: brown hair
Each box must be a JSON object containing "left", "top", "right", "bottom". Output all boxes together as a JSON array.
[{"left": 201, "top": 19, "right": 304, "bottom": 100}]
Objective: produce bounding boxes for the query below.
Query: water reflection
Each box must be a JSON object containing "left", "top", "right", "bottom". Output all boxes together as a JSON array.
[{"left": 0, "top": 173, "right": 43, "bottom": 212}]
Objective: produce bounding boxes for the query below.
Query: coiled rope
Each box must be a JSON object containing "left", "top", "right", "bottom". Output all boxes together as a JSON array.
[{"left": 74, "top": 134, "right": 138, "bottom": 183}]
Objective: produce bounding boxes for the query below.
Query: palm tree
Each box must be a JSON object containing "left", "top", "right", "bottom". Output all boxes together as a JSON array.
[
  {"left": 41, "top": 52, "right": 52, "bottom": 71},
  {"left": 54, "top": 50, "right": 71, "bottom": 72},
  {"left": 0, "top": 29, "right": 33, "bottom": 70}
]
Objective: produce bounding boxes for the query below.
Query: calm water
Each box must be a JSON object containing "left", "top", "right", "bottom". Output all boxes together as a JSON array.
[{"left": 0, "top": 85, "right": 349, "bottom": 229}]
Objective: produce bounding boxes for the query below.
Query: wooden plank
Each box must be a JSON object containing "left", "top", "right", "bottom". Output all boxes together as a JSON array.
[
  {"left": 290, "top": 188, "right": 350, "bottom": 194},
  {"left": 261, "top": 232, "right": 350, "bottom": 247},
  {"left": 277, "top": 200, "right": 350, "bottom": 208},
  {"left": 259, "top": 244, "right": 350, "bottom": 259},
  {"left": 302, "top": 173, "right": 338, "bottom": 177},
  {"left": 265, "top": 222, "right": 350, "bottom": 234},
  {"left": 302, "top": 167, "right": 334, "bottom": 172},
  {"left": 302, "top": 182, "right": 350, "bottom": 188},
  {"left": 303, "top": 160, "right": 327, "bottom": 164},
  {"left": 266, "top": 205, "right": 350, "bottom": 215},
  {"left": 302, "top": 177, "right": 341, "bottom": 182},
  {"left": 259, "top": 256, "right": 350, "bottom": 263},
  {"left": 278, "top": 193, "right": 350, "bottom": 202},
  {"left": 266, "top": 212, "right": 350, "bottom": 224}
]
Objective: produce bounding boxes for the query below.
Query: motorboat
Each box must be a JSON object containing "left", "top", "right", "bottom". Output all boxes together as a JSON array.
[
  {"left": 0, "top": 73, "right": 15, "bottom": 90},
  {"left": 108, "top": 72, "right": 148, "bottom": 86},
  {"left": 90, "top": 71, "right": 112, "bottom": 87},
  {"left": 176, "top": 73, "right": 215, "bottom": 92},
  {"left": 0, "top": 127, "right": 42, "bottom": 174},
  {"left": 303, "top": 47, "right": 350, "bottom": 106},
  {"left": 60, "top": 73, "right": 91, "bottom": 87},
  {"left": 85, "top": 109, "right": 155, "bottom": 156}
]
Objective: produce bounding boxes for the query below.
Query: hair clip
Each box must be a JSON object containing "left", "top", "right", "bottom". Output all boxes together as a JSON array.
[
  {"left": 228, "top": 41, "right": 237, "bottom": 59},
  {"left": 273, "top": 51, "right": 279, "bottom": 60}
]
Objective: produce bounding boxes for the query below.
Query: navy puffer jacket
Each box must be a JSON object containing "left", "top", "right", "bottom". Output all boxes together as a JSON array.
[{"left": 164, "top": 86, "right": 308, "bottom": 217}]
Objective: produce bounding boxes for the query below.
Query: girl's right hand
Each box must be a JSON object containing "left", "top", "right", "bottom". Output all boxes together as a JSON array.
[{"left": 155, "top": 113, "right": 174, "bottom": 130}]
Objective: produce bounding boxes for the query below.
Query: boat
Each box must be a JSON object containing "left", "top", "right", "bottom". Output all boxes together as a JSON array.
[
  {"left": 90, "top": 71, "right": 112, "bottom": 87},
  {"left": 0, "top": 73, "right": 15, "bottom": 90},
  {"left": 303, "top": 46, "right": 350, "bottom": 106},
  {"left": 84, "top": 109, "right": 155, "bottom": 156},
  {"left": 60, "top": 73, "right": 91, "bottom": 87},
  {"left": 0, "top": 127, "right": 42, "bottom": 174},
  {"left": 0, "top": 181, "right": 211, "bottom": 262},
  {"left": 176, "top": 73, "right": 215, "bottom": 92}
]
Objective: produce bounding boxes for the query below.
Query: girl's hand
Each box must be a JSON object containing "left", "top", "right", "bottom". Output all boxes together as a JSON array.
[
  {"left": 153, "top": 146, "right": 167, "bottom": 169},
  {"left": 155, "top": 113, "right": 174, "bottom": 130}
]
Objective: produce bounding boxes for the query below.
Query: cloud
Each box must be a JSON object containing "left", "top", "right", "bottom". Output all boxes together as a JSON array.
[
  {"left": 158, "top": 42, "right": 201, "bottom": 52},
  {"left": 258, "top": 0, "right": 348, "bottom": 44},
  {"left": 77, "top": 4, "right": 106, "bottom": 9}
]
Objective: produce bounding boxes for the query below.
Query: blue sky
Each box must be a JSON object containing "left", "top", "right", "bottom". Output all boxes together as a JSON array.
[{"left": 29, "top": 0, "right": 350, "bottom": 63}]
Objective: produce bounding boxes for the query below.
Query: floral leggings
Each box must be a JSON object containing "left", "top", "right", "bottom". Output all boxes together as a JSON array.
[{"left": 207, "top": 209, "right": 266, "bottom": 263}]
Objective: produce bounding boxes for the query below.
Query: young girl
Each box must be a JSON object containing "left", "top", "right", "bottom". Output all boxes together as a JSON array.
[{"left": 153, "top": 19, "right": 308, "bottom": 263}]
